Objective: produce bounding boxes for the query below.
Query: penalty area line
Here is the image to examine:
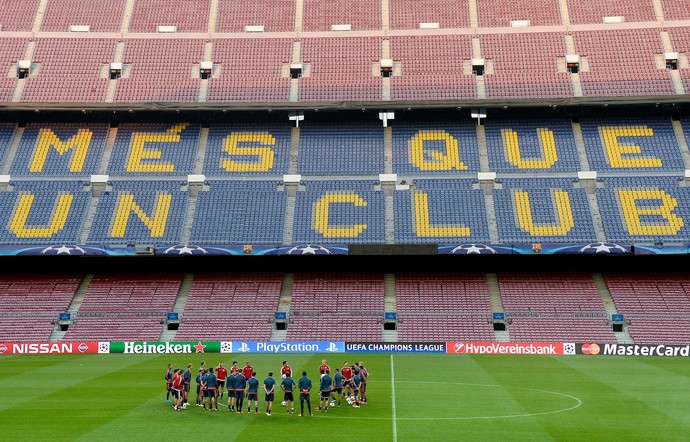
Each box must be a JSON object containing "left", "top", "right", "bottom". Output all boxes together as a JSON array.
[{"left": 390, "top": 354, "right": 397, "bottom": 442}]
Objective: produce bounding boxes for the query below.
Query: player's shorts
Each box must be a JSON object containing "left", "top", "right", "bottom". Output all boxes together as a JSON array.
[
  {"left": 352, "top": 389, "right": 359, "bottom": 396},
  {"left": 235, "top": 391, "right": 245, "bottom": 399},
  {"left": 360, "top": 383, "right": 366, "bottom": 393},
  {"left": 227, "top": 389, "right": 236, "bottom": 398},
  {"left": 320, "top": 391, "right": 331, "bottom": 399},
  {"left": 173, "top": 390, "right": 182, "bottom": 400},
  {"left": 196, "top": 385, "right": 201, "bottom": 394},
  {"left": 166, "top": 382, "right": 173, "bottom": 391},
  {"left": 183, "top": 383, "right": 190, "bottom": 393},
  {"left": 343, "top": 380, "right": 352, "bottom": 388},
  {"left": 333, "top": 387, "right": 342, "bottom": 394},
  {"left": 217, "top": 380, "right": 225, "bottom": 388},
  {"left": 284, "top": 392, "right": 294, "bottom": 401},
  {"left": 247, "top": 392, "right": 258, "bottom": 401},
  {"left": 265, "top": 393, "right": 274, "bottom": 402}
]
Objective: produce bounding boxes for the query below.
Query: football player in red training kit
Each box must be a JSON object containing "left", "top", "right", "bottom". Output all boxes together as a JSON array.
[
  {"left": 216, "top": 362, "right": 228, "bottom": 400},
  {"left": 281, "top": 360, "right": 292, "bottom": 380},
  {"left": 341, "top": 361, "right": 353, "bottom": 397},
  {"left": 242, "top": 361, "right": 254, "bottom": 382}
]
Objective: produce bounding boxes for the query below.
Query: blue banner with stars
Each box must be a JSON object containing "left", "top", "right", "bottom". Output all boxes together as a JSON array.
[
  {"left": 438, "top": 243, "right": 633, "bottom": 255},
  {"left": 155, "top": 244, "right": 348, "bottom": 256},
  {"left": 0, "top": 244, "right": 135, "bottom": 256}
]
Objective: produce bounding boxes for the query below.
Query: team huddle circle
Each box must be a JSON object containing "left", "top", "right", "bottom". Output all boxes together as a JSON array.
[{"left": 164, "top": 360, "right": 369, "bottom": 415}]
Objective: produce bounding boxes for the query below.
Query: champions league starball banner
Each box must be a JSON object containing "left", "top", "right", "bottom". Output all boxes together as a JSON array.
[
  {"left": 631, "top": 244, "right": 690, "bottom": 255},
  {"left": 155, "top": 244, "right": 348, "bottom": 256},
  {"left": 0, "top": 244, "right": 136, "bottom": 256},
  {"left": 439, "top": 243, "right": 632, "bottom": 255}
]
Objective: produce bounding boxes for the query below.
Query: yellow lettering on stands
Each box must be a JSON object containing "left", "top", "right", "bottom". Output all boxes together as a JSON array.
[
  {"left": 514, "top": 190, "right": 574, "bottom": 236},
  {"left": 221, "top": 132, "right": 276, "bottom": 172},
  {"left": 503, "top": 128, "right": 558, "bottom": 169},
  {"left": 109, "top": 192, "right": 172, "bottom": 237},
  {"left": 126, "top": 123, "right": 189, "bottom": 173},
  {"left": 313, "top": 193, "right": 367, "bottom": 237},
  {"left": 600, "top": 126, "right": 661, "bottom": 168},
  {"left": 409, "top": 130, "right": 468, "bottom": 171},
  {"left": 414, "top": 192, "right": 470, "bottom": 237},
  {"left": 30, "top": 129, "right": 92, "bottom": 173},
  {"left": 9, "top": 193, "right": 73, "bottom": 237},
  {"left": 618, "top": 189, "right": 684, "bottom": 235}
]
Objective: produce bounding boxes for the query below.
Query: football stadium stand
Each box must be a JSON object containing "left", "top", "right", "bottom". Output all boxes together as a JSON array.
[
  {"left": 0, "top": 274, "right": 81, "bottom": 342},
  {"left": 0, "top": 0, "right": 689, "bottom": 347},
  {"left": 174, "top": 272, "right": 281, "bottom": 341},
  {"left": 286, "top": 272, "right": 384, "bottom": 340},
  {"left": 63, "top": 273, "right": 181, "bottom": 342},
  {"left": 500, "top": 272, "right": 618, "bottom": 342}
]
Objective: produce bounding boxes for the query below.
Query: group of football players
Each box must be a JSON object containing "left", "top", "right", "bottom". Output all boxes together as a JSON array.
[{"left": 164, "top": 359, "right": 369, "bottom": 414}]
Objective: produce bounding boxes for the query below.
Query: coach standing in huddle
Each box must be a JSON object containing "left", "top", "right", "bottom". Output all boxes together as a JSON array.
[{"left": 297, "top": 371, "right": 313, "bottom": 416}]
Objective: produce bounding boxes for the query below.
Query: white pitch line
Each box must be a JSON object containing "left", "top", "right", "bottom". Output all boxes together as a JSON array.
[{"left": 390, "top": 354, "right": 397, "bottom": 442}]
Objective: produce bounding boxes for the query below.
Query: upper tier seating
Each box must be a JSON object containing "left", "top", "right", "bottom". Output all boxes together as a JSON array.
[
  {"left": 573, "top": 29, "right": 674, "bottom": 97},
  {"left": 302, "top": 0, "right": 381, "bottom": 31},
  {"left": 114, "top": 39, "right": 205, "bottom": 102},
  {"left": 567, "top": 0, "right": 656, "bottom": 24},
  {"left": 215, "top": 0, "right": 296, "bottom": 32},
  {"left": 0, "top": 1, "right": 40, "bottom": 32},
  {"left": 477, "top": 0, "right": 562, "bottom": 27},
  {"left": 299, "top": 37, "right": 383, "bottom": 102},
  {"left": 389, "top": 0, "right": 470, "bottom": 30},
  {"left": 0, "top": 38, "right": 28, "bottom": 102},
  {"left": 481, "top": 32, "right": 573, "bottom": 99},
  {"left": 40, "top": 0, "right": 126, "bottom": 32},
  {"left": 206, "top": 39, "right": 292, "bottom": 103},
  {"left": 389, "top": 35, "right": 476, "bottom": 101},
  {"left": 128, "top": 0, "right": 211, "bottom": 33}
]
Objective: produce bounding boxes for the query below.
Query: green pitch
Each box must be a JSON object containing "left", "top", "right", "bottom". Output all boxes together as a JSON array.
[{"left": 1, "top": 353, "right": 689, "bottom": 441}]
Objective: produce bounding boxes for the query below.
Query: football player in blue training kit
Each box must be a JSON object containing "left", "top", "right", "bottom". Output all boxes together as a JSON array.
[
  {"left": 317, "top": 369, "right": 333, "bottom": 412},
  {"left": 264, "top": 371, "right": 276, "bottom": 415},
  {"left": 164, "top": 364, "right": 173, "bottom": 403},
  {"left": 297, "top": 371, "right": 313, "bottom": 417},
  {"left": 234, "top": 370, "right": 247, "bottom": 414},
  {"left": 246, "top": 372, "right": 260, "bottom": 414},
  {"left": 332, "top": 368, "right": 344, "bottom": 406},
  {"left": 281, "top": 373, "right": 296, "bottom": 414}
]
